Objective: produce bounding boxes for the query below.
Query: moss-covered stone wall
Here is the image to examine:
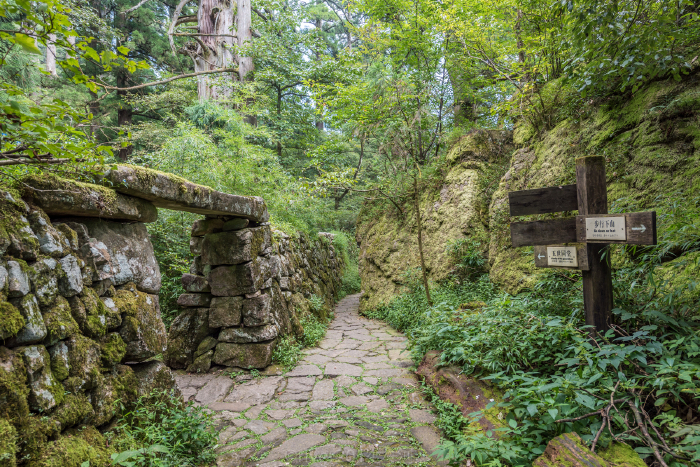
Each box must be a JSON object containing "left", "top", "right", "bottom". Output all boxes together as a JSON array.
[
  {"left": 165, "top": 219, "right": 345, "bottom": 371},
  {"left": 357, "top": 74, "right": 700, "bottom": 306},
  {"left": 0, "top": 190, "right": 176, "bottom": 467}
]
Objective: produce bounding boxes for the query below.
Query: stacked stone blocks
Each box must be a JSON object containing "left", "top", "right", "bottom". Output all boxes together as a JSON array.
[{"left": 166, "top": 218, "right": 345, "bottom": 372}]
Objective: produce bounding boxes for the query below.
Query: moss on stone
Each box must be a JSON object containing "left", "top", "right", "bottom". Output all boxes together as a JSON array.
[
  {"left": 0, "top": 301, "right": 25, "bottom": 340},
  {"left": 599, "top": 441, "right": 647, "bottom": 466},
  {"left": 0, "top": 417, "right": 18, "bottom": 467},
  {"left": 66, "top": 335, "right": 101, "bottom": 388},
  {"left": 20, "top": 173, "right": 118, "bottom": 207},
  {"left": 112, "top": 284, "right": 150, "bottom": 317},
  {"left": 43, "top": 296, "right": 79, "bottom": 346},
  {"left": 99, "top": 333, "right": 126, "bottom": 368},
  {"left": 0, "top": 347, "right": 30, "bottom": 428},
  {"left": 26, "top": 426, "right": 110, "bottom": 467},
  {"left": 80, "top": 287, "right": 118, "bottom": 333},
  {"left": 654, "top": 251, "right": 700, "bottom": 309},
  {"left": 49, "top": 394, "right": 94, "bottom": 431}
]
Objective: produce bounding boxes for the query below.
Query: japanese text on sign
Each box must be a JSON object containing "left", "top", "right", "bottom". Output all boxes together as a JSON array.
[
  {"left": 547, "top": 246, "right": 578, "bottom": 267},
  {"left": 585, "top": 216, "right": 626, "bottom": 241}
]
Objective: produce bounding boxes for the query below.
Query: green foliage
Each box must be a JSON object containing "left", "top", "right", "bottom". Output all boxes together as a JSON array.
[
  {"left": 271, "top": 335, "right": 303, "bottom": 369},
  {"left": 272, "top": 312, "right": 329, "bottom": 369},
  {"left": 369, "top": 205, "right": 700, "bottom": 464},
  {"left": 445, "top": 238, "right": 487, "bottom": 281},
  {"left": 299, "top": 311, "right": 327, "bottom": 347},
  {"left": 331, "top": 230, "right": 362, "bottom": 299},
  {"left": 109, "top": 390, "right": 217, "bottom": 467}
]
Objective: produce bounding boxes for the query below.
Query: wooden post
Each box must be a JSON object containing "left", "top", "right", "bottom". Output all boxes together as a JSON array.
[{"left": 575, "top": 156, "right": 613, "bottom": 336}]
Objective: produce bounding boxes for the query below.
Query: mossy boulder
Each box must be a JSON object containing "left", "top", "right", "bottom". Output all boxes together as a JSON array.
[
  {"left": 201, "top": 226, "right": 271, "bottom": 266},
  {"left": 26, "top": 426, "right": 110, "bottom": 467},
  {"left": 599, "top": 442, "right": 647, "bottom": 467},
  {"left": 43, "top": 296, "right": 80, "bottom": 346},
  {"left": 16, "top": 345, "right": 64, "bottom": 412},
  {"left": 3, "top": 213, "right": 39, "bottom": 262},
  {"left": 0, "top": 346, "right": 30, "bottom": 427},
  {"left": 47, "top": 342, "right": 70, "bottom": 381},
  {"left": 131, "top": 361, "right": 179, "bottom": 399},
  {"left": 27, "top": 210, "right": 68, "bottom": 258},
  {"left": 65, "top": 335, "right": 101, "bottom": 391},
  {"left": 9, "top": 294, "right": 46, "bottom": 345},
  {"left": 99, "top": 333, "right": 126, "bottom": 368},
  {"left": 49, "top": 394, "right": 94, "bottom": 431},
  {"left": 81, "top": 287, "right": 120, "bottom": 333},
  {"left": 0, "top": 417, "right": 18, "bottom": 467},
  {"left": 80, "top": 220, "right": 161, "bottom": 294},
  {"left": 114, "top": 284, "right": 167, "bottom": 362},
  {"left": 28, "top": 257, "right": 63, "bottom": 308},
  {"left": 212, "top": 340, "right": 276, "bottom": 368},
  {"left": 90, "top": 364, "right": 137, "bottom": 426},
  {"left": 164, "top": 307, "right": 210, "bottom": 369},
  {"left": 0, "top": 301, "right": 25, "bottom": 340}
]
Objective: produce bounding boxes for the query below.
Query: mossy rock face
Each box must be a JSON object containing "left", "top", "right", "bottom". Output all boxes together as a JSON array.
[
  {"left": 114, "top": 284, "right": 167, "bottom": 362},
  {"left": 91, "top": 364, "right": 137, "bottom": 426},
  {"left": 99, "top": 332, "right": 126, "bottom": 368},
  {"left": 131, "top": 361, "right": 179, "bottom": 399},
  {"left": 0, "top": 301, "right": 25, "bottom": 340},
  {"left": 488, "top": 77, "right": 700, "bottom": 293},
  {"left": 26, "top": 426, "right": 110, "bottom": 467},
  {"left": 357, "top": 129, "right": 512, "bottom": 311},
  {"left": 27, "top": 210, "right": 69, "bottom": 259},
  {"left": 65, "top": 335, "right": 101, "bottom": 391},
  {"left": 43, "top": 296, "right": 80, "bottom": 346},
  {"left": 0, "top": 416, "right": 18, "bottom": 467},
  {"left": 49, "top": 393, "right": 94, "bottom": 431},
  {"left": 0, "top": 346, "right": 30, "bottom": 427},
  {"left": 16, "top": 345, "right": 65, "bottom": 412},
  {"left": 599, "top": 441, "right": 647, "bottom": 467},
  {"left": 9, "top": 294, "right": 47, "bottom": 346},
  {"left": 29, "top": 257, "right": 64, "bottom": 308},
  {"left": 533, "top": 432, "right": 607, "bottom": 467},
  {"left": 3, "top": 212, "right": 40, "bottom": 262},
  {"left": 654, "top": 251, "right": 700, "bottom": 309}
]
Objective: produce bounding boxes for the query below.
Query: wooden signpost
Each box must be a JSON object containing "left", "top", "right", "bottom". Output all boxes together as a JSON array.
[{"left": 508, "top": 156, "right": 657, "bottom": 336}]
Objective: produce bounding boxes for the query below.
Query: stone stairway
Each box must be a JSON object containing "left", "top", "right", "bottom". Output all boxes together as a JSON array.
[{"left": 174, "top": 294, "right": 446, "bottom": 466}]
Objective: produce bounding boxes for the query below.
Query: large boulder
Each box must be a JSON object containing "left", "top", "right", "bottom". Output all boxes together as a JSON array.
[
  {"left": 131, "top": 361, "right": 179, "bottom": 399},
  {"left": 113, "top": 284, "right": 167, "bottom": 362},
  {"left": 208, "top": 256, "right": 272, "bottom": 296},
  {"left": 16, "top": 345, "right": 64, "bottom": 411},
  {"left": 201, "top": 226, "right": 271, "bottom": 266},
  {"left": 164, "top": 307, "right": 210, "bottom": 369},
  {"left": 9, "top": 294, "right": 47, "bottom": 345},
  {"left": 209, "top": 296, "right": 243, "bottom": 328},
  {"left": 212, "top": 341, "right": 276, "bottom": 369},
  {"left": 80, "top": 220, "right": 161, "bottom": 294}
]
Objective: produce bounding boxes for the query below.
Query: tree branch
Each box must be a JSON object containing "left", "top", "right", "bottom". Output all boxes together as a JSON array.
[
  {"left": 123, "top": 0, "right": 151, "bottom": 16},
  {"left": 92, "top": 67, "right": 239, "bottom": 91}
]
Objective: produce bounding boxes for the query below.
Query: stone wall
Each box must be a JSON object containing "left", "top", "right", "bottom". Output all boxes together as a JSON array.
[
  {"left": 0, "top": 165, "right": 274, "bottom": 466},
  {"left": 0, "top": 189, "right": 175, "bottom": 467},
  {"left": 165, "top": 220, "right": 345, "bottom": 372}
]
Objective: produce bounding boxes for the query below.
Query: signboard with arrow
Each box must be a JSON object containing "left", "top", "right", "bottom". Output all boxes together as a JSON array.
[{"left": 507, "top": 156, "right": 657, "bottom": 335}]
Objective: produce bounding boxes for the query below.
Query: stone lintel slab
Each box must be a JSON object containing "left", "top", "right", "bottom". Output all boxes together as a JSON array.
[
  {"left": 96, "top": 165, "right": 269, "bottom": 222},
  {"left": 22, "top": 174, "right": 157, "bottom": 223}
]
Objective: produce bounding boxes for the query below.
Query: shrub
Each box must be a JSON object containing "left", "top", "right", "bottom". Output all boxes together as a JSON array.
[{"left": 108, "top": 390, "right": 217, "bottom": 467}]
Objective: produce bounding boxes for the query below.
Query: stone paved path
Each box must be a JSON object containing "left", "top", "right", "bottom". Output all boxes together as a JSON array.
[{"left": 175, "top": 294, "right": 445, "bottom": 467}]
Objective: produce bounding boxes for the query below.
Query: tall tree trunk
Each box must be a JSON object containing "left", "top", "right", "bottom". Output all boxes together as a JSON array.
[
  {"left": 46, "top": 34, "right": 57, "bottom": 76},
  {"left": 314, "top": 18, "right": 324, "bottom": 131},
  {"left": 196, "top": 0, "right": 234, "bottom": 100},
  {"left": 413, "top": 176, "right": 432, "bottom": 305},
  {"left": 237, "top": 0, "right": 256, "bottom": 124}
]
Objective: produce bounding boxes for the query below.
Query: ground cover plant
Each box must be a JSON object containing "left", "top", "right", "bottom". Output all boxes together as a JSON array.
[
  {"left": 106, "top": 390, "right": 217, "bottom": 467},
  {"left": 365, "top": 196, "right": 700, "bottom": 466}
]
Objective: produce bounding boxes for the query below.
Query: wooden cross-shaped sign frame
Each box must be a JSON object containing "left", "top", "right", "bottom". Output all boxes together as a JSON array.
[{"left": 508, "top": 156, "right": 657, "bottom": 336}]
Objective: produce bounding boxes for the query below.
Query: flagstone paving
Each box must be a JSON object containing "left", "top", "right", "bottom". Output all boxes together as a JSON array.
[{"left": 175, "top": 294, "right": 446, "bottom": 467}]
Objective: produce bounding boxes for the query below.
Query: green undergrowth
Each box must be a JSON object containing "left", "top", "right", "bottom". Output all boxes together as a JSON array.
[
  {"left": 365, "top": 196, "right": 700, "bottom": 466},
  {"left": 105, "top": 390, "right": 217, "bottom": 467},
  {"left": 331, "top": 230, "right": 361, "bottom": 299},
  {"left": 273, "top": 310, "right": 330, "bottom": 369}
]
